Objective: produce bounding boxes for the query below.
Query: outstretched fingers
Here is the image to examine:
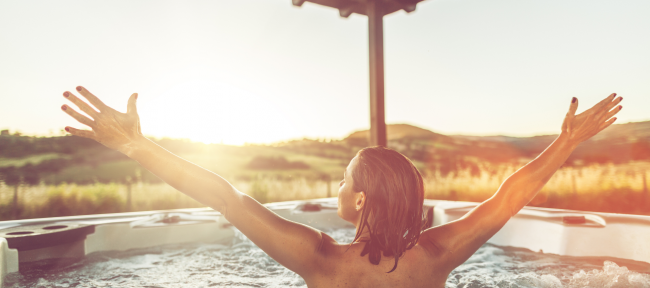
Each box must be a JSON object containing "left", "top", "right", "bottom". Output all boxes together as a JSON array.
[
  {"left": 65, "top": 126, "right": 96, "bottom": 140},
  {"left": 596, "top": 117, "right": 618, "bottom": 134},
  {"left": 604, "top": 104, "right": 623, "bottom": 120},
  {"left": 589, "top": 93, "right": 621, "bottom": 125},
  {"left": 76, "top": 86, "right": 108, "bottom": 112},
  {"left": 595, "top": 93, "right": 617, "bottom": 110},
  {"left": 603, "top": 95, "right": 623, "bottom": 112},
  {"left": 63, "top": 91, "right": 99, "bottom": 117},
  {"left": 591, "top": 93, "right": 622, "bottom": 136},
  {"left": 563, "top": 97, "right": 579, "bottom": 133},
  {"left": 596, "top": 93, "right": 623, "bottom": 123},
  {"left": 61, "top": 104, "right": 95, "bottom": 128},
  {"left": 568, "top": 97, "right": 579, "bottom": 116},
  {"left": 127, "top": 93, "right": 138, "bottom": 116}
]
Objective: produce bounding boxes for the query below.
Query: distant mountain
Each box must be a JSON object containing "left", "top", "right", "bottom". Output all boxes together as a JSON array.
[
  {"left": 346, "top": 124, "right": 451, "bottom": 141},
  {"left": 451, "top": 120, "right": 650, "bottom": 145},
  {"left": 341, "top": 121, "right": 650, "bottom": 167},
  {"left": 591, "top": 121, "right": 650, "bottom": 142}
]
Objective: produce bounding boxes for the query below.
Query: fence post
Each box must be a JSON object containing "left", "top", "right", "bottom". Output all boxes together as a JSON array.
[
  {"left": 127, "top": 182, "right": 132, "bottom": 212},
  {"left": 641, "top": 171, "right": 650, "bottom": 211},
  {"left": 326, "top": 175, "right": 332, "bottom": 198},
  {"left": 125, "top": 176, "right": 133, "bottom": 212},
  {"left": 12, "top": 185, "right": 18, "bottom": 219},
  {"left": 571, "top": 170, "right": 578, "bottom": 200}
]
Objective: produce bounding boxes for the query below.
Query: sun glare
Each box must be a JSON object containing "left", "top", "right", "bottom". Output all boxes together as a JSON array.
[{"left": 138, "top": 80, "right": 298, "bottom": 145}]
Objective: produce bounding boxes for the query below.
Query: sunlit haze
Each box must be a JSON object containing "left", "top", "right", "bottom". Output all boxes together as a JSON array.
[{"left": 1, "top": 0, "right": 649, "bottom": 145}]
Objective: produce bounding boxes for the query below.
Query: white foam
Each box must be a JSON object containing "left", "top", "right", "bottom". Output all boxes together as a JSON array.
[
  {"left": 447, "top": 246, "right": 650, "bottom": 288},
  {"left": 564, "top": 261, "right": 650, "bottom": 288}
]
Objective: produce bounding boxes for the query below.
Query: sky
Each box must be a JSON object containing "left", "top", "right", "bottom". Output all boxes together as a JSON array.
[{"left": 1, "top": 0, "right": 649, "bottom": 145}]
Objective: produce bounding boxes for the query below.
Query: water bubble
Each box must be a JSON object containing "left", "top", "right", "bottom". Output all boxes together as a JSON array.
[
  {"left": 448, "top": 245, "right": 650, "bottom": 288},
  {"left": 4, "top": 228, "right": 650, "bottom": 288}
]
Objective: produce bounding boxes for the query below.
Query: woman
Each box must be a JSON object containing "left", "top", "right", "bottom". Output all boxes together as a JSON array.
[{"left": 60, "top": 86, "right": 622, "bottom": 287}]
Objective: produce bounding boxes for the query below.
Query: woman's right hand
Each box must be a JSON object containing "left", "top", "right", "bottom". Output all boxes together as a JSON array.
[
  {"left": 561, "top": 93, "right": 623, "bottom": 146},
  {"left": 61, "top": 86, "right": 143, "bottom": 155}
]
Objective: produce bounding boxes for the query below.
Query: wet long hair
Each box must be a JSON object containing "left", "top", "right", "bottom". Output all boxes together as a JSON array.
[{"left": 351, "top": 146, "right": 425, "bottom": 273}]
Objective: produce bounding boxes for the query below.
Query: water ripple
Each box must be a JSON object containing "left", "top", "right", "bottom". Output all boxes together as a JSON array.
[{"left": 4, "top": 228, "right": 649, "bottom": 288}]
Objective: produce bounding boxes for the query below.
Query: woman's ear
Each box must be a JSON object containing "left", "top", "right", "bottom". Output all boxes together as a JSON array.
[{"left": 355, "top": 191, "right": 366, "bottom": 211}]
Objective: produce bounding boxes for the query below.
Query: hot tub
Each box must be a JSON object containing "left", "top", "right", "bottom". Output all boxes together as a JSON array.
[{"left": 0, "top": 198, "right": 649, "bottom": 287}]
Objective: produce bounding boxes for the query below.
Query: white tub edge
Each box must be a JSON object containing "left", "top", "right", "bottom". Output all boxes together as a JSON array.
[{"left": 0, "top": 238, "right": 19, "bottom": 287}]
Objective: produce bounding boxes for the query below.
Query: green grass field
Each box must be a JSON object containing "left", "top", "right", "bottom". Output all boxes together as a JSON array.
[{"left": 0, "top": 153, "right": 63, "bottom": 168}]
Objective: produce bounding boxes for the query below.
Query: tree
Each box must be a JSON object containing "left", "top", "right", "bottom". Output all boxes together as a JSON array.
[
  {"left": 0, "top": 167, "right": 21, "bottom": 219},
  {"left": 21, "top": 164, "right": 41, "bottom": 186}
]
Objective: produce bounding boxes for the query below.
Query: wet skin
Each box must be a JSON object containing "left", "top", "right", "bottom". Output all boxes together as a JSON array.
[{"left": 61, "top": 87, "right": 622, "bottom": 287}]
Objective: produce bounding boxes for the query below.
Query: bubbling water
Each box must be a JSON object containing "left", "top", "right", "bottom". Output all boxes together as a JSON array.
[
  {"left": 446, "top": 243, "right": 650, "bottom": 288},
  {"left": 3, "top": 228, "right": 650, "bottom": 288}
]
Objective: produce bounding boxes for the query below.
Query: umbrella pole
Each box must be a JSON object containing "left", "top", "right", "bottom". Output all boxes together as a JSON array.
[{"left": 368, "top": 0, "right": 387, "bottom": 147}]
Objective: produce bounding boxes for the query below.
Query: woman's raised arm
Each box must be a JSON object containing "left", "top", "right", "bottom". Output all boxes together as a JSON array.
[
  {"left": 60, "top": 86, "right": 331, "bottom": 278},
  {"left": 420, "top": 93, "right": 623, "bottom": 273}
]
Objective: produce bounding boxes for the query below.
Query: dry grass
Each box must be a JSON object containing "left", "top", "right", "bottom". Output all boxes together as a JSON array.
[
  {"left": 424, "top": 161, "right": 650, "bottom": 215},
  {"left": 0, "top": 178, "right": 340, "bottom": 220},
  {"left": 1, "top": 161, "right": 649, "bottom": 220}
]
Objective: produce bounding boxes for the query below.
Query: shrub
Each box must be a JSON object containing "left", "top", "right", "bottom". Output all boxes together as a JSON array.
[
  {"left": 246, "top": 156, "right": 310, "bottom": 170},
  {"left": 249, "top": 177, "right": 269, "bottom": 204}
]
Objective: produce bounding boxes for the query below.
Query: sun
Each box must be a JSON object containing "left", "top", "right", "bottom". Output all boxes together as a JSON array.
[{"left": 137, "top": 80, "right": 298, "bottom": 145}]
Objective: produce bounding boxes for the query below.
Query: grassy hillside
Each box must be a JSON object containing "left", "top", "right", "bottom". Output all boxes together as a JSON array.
[{"left": 0, "top": 121, "right": 649, "bottom": 220}]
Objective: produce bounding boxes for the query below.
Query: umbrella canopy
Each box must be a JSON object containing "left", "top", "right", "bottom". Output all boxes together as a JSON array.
[{"left": 292, "top": 0, "right": 424, "bottom": 17}]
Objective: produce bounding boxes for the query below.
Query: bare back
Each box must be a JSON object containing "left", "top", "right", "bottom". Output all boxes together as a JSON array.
[{"left": 304, "top": 234, "right": 448, "bottom": 288}]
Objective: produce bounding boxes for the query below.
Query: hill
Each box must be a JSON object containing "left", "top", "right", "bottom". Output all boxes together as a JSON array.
[
  {"left": 1, "top": 122, "right": 649, "bottom": 219},
  {"left": 346, "top": 124, "right": 452, "bottom": 141},
  {"left": 1, "top": 121, "right": 649, "bottom": 185},
  {"left": 341, "top": 121, "right": 650, "bottom": 167}
]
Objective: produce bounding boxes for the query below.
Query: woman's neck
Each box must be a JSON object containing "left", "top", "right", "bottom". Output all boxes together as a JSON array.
[{"left": 354, "top": 223, "right": 372, "bottom": 243}]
